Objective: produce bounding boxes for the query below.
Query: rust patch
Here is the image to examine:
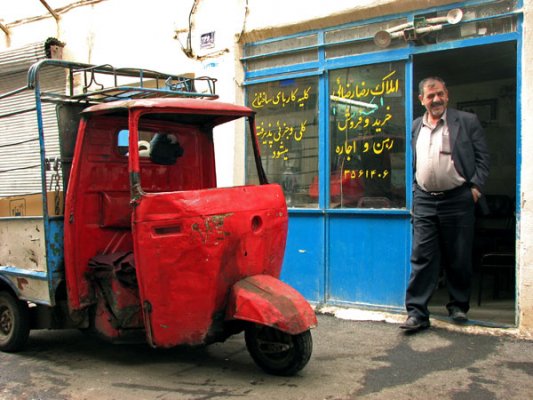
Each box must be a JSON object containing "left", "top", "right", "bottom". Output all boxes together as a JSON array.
[
  {"left": 231, "top": 276, "right": 317, "bottom": 334},
  {"left": 26, "top": 249, "right": 38, "bottom": 266},
  {"left": 191, "top": 213, "right": 232, "bottom": 245},
  {"left": 16, "top": 277, "right": 28, "bottom": 291}
]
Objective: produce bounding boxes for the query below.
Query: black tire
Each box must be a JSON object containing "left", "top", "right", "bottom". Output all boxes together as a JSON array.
[
  {"left": 245, "top": 325, "right": 312, "bottom": 376},
  {"left": 0, "top": 292, "right": 30, "bottom": 352}
]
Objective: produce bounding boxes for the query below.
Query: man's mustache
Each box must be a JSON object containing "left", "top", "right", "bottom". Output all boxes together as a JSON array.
[{"left": 431, "top": 102, "right": 444, "bottom": 107}]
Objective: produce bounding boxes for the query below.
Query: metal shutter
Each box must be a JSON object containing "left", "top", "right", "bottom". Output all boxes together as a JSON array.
[{"left": 0, "top": 39, "right": 65, "bottom": 196}]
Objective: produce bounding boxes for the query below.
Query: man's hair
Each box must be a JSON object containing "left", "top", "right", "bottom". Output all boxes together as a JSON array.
[{"left": 418, "top": 76, "right": 447, "bottom": 96}]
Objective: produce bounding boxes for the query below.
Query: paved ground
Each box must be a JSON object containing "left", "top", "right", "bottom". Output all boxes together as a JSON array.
[{"left": 0, "top": 313, "right": 532, "bottom": 400}]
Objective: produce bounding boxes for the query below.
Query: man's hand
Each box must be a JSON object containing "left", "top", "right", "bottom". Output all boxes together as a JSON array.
[{"left": 471, "top": 186, "right": 482, "bottom": 203}]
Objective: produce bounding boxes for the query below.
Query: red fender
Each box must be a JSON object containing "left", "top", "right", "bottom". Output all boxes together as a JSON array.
[{"left": 225, "top": 274, "right": 317, "bottom": 335}]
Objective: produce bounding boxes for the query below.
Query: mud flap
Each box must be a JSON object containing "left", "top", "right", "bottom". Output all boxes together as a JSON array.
[{"left": 225, "top": 274, "right": 317, "bottom": 335}]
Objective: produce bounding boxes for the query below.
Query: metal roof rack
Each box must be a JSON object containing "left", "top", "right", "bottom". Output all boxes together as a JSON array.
[{"left": 26, "top": 59, "right": 218, "bottom": 104}]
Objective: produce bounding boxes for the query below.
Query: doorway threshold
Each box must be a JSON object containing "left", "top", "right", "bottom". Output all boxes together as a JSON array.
[{"left": 431, "top": 314, "right": 515, "bottom": 329}]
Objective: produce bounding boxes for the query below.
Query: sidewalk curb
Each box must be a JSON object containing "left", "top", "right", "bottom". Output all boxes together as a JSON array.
[{"left": 315, "top": 305, "right": 527, "bottom": 339}]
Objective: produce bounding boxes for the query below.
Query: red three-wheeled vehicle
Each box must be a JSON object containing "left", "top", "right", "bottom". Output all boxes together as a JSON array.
[{"left": 0, "top": 60, "right": 316, "bottom": 376}]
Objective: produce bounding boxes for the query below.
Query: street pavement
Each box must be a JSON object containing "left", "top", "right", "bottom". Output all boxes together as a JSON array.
[{"left": 0, "top": 312, "right": 532, "bottom": 399}]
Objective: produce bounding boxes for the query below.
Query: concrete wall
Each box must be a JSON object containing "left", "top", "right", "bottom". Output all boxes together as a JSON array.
[
  {"left": 519, "top": 0, "right": 533, "bottom": 337},
  {"left": 0, "top": 0, "right": 246, "bottom": 187},
  {"left": 1, "top": 0, "right": 531, "bottom": 337}
]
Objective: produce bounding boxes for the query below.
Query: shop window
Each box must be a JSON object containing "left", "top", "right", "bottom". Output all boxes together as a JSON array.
[
  {"left": 325, "top": 18, "right": 409, "bottom": 59},
  {"left": 438, "top": 16, "right": 517, "bottom": 42},
  {"left": 463, "top": 0, "right": 519, "bottom": 19},
  {"left": 245, "top": 34, "right": 318, "bottom": 73},
  {"left": 329, "top": 62, "right": 406, "bottom": 209},
  {"left": 246, "top": 50, "right": 318, "bottom": 73},
  {"left": 413, "top": 1, "right": 518, "bottom": 46},
  {"left": 245, "top": 34, "right": 318, "bottom": 57},
  {"left": 245, "top": 76, "right": 319, "bottom": 208}
]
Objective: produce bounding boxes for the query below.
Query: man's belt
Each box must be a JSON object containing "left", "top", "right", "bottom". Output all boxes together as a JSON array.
[{"left": 417, "top": 183, "right": 467, "bottom": 198}]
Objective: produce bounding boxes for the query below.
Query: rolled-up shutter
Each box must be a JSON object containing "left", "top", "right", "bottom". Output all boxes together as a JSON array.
[
  {"left": 0, "top": 38, "right": 65, "bottom": 197},
  {"left": 0, "top": 37, "right": 63, "bottom": 75}
]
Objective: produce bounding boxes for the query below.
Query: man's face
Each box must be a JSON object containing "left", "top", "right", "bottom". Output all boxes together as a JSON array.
[{"left": 419, "top": 81, "right": 449, "bottom": 120}]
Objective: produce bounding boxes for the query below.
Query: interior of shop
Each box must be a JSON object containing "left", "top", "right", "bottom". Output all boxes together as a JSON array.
[{"left": 414, "top": 41, "right": 517, "bottom": 327}]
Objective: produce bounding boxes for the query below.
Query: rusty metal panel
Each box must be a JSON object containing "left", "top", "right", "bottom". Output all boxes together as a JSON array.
[
  {"left": 0, "top": 217, "right": 56, "bottom": 305},
  {"left": 1, "top": 271, "right": 51, "bottom": 304},
  {"left": 0, "top": 218, "right": 47, "bottom": 272},
  {"left": 226, "top": 274, "right": 318, "bottom": 334},
  {"left": 132, "top": 184, "right": 288, "bottom": 347}
]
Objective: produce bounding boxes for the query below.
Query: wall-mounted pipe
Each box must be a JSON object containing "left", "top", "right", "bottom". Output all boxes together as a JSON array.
[
  {"left": 39, "top": 0, "right": 61, "bottom": 21},
  {"left": 0, "top": 23, "right": 9, "bottom": 36}
]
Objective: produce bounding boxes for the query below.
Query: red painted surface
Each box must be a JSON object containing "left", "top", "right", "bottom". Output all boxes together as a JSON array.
[
  {"left": 88, "top": 252, "right": 143, "bottom": 339},
  {"left": 133, "top": 184, "right": 287, "bottom": 347},
  {"left": 64, "top": 108, "right": 223, "bottom": 311},
  {"left": 64, "top": 98, "right": 314, "bottom": 347},
  {"left": 65, "top": 116, "right": 133, "bottom": 311},
  {"left": 226, "top": 275, "right": 318, "bottom": 335},
  {"left": 81, "top": 98, "right": 255, "bottom": 120}
]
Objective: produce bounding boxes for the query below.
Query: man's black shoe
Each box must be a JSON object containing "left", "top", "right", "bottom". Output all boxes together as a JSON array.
[
  {"left": 399, "top": 316, "right": 430, "bottom": 331},
  {"left": 450, "top": 309, "right": 468, "bottom": 323}
]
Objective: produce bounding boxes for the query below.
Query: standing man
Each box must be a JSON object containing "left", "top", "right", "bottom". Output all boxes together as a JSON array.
[{"left": 400, "top": 77, "right": 490, "bottom": 332}]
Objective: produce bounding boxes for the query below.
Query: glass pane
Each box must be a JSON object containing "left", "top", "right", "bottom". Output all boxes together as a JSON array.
[
  {"left": 325, "top": 18, "right": 409, "bottom": 59},
  {"left": 245, "top": 34, "right": 319, "bottom": 73},
  {"left": 326, "top": 39, "right": 407, "bottom": 59},
  {"left": 246, "top": 50, "right": 318, "bottom": 72},
  {"left": 462, "top": 0, "right": 519, "bottom": 19},
  {"left": 438, "top": 16, "right": 517, "bottom": 43},
  {"left": 245, "top": 34, "right": 318, "bottom": 57},
  {"left": 329, "top": 62, "right": 406, "bottom": 209},
  {"left": 413, "top": 1, "right": 518, "bottom": 46},
  {"left": 325, "top": 19, "right": 408, "bottom": 43},
  {"left": 245, "top": 77, "right": 319, "bottom": 208}
]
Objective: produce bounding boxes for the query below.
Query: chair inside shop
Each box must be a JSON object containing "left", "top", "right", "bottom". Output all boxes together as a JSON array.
[{"left": 475, "top": 195, "right": 515, "bottom": 306}]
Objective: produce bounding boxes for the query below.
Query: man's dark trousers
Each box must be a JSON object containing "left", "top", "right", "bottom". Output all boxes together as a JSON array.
[{"left": 406, "top": 184, "right": 476, "bottom": 321}]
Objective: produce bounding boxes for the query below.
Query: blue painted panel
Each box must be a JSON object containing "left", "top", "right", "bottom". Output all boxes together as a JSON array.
[
  {"left": 328, "top": 214, "right": 410, "bottom": 308},
  {"left": 46, "top": 217, "right": 65, "bottom": 296},
  {"left": 281, "top": 213, "right": 325, "bottom": 302}
]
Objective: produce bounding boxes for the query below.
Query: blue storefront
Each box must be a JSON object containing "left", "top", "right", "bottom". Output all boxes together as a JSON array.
[{"left": 242, "top": 0, "right": 522, "bottom": 319}]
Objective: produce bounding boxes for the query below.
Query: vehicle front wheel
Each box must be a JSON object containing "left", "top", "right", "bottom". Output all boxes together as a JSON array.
[
  {"left": 245, "top": 325, "right": 312, "bottom": 376},
  {"left": 0, "top": 292, "right": 30, "bottom": 352}
]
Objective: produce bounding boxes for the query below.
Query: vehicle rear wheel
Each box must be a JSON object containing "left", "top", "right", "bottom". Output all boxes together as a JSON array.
[
  {"left": 0, "top": 292, "right": 30, "bottom": 352},
  {"left": 245, "top": 325, "right": 312, "bottom": 376}
]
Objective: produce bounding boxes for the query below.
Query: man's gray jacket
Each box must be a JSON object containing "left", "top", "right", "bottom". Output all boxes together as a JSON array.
[{"left": 412, "top": 107, "right": 490, "bottom": 192}]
